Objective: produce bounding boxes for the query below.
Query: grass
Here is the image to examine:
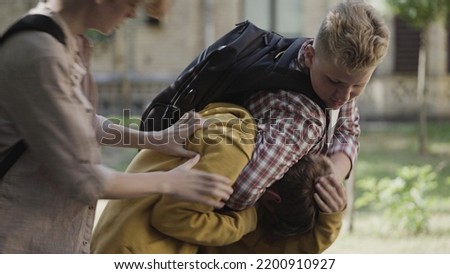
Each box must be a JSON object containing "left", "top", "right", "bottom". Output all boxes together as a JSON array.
[
  {"left": 99, "top": 120, "right": 450, "bottom": 253},
  {"left": 325, "top": 120, "right": 450, "bottom": 253},
  {"left": 325, "top": 208, "right": 450, "bottom": 253},
  {"left": 356, "top": 121, "right": 450, "bottom": 196}
]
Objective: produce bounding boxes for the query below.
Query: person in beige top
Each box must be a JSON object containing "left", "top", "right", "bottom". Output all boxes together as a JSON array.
[{"left": 0, "top": 0, "right": 232, "bottom": 253}]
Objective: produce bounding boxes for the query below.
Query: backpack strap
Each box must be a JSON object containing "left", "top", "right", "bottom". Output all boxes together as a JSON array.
[
  {"left": 0, "top": 14, "right": 66, "bottom": 45},
  {"left": 0, "top": 140, "right": 27, "bottom": 179},
  {"left": 0, "top": 14, "right": 66, "bottom": 178},
  {"left": 266, "top": 37, "right": 327, "bottom": 110},
  {"left": 275, "top": 37, "right": 306, "bottom": 69}
]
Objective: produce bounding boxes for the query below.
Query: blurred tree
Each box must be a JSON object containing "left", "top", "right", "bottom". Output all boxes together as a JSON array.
[
  {"left": 145, "top": 0, "right": 173, "bottom": 22},
  {"left": 386, "top": 0, "right": 450, "bottom": 155}
]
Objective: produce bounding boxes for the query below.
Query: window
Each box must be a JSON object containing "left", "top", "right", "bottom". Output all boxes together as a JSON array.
[
  {"left": 447, "top": 26, "right": 450, "bottom": 72},
  {"left": 394, "top": 16, "right": 420, "bottom": 74},
  {"left": 242, "top": 0, "right": 303, "bottom": 37}
]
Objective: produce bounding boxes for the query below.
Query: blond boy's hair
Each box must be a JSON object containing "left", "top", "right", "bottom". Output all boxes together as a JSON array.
[{"left": 314, "top": 0, "right": 390, "bottom": 72}]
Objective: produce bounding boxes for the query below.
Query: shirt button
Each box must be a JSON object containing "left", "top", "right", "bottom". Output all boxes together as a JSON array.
[
  {"left": 83, "top": 241, "right": 88, "bottom": 245},
  {"left": 88, "top": 206, "right": 95, "bottom": 210}
]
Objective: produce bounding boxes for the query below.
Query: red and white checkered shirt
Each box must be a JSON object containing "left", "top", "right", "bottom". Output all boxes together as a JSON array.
[{"left": 225, "top": 40, "right": 361, "bottom": 210}]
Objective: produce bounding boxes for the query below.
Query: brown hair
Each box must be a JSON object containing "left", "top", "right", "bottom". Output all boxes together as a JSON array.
[
  {"left": 261, "top": 154, "right": 333, "bottom": 237},
  {"left": 314, "top": 0, "right": 390, "bottom": 72}
]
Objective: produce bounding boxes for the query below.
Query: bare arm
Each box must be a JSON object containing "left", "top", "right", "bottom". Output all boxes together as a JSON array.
[
  {"left": 326, "top": 99, "right": 360, "bottom": 180},
  {"left": 329, "top": 152, "right": 352, "bottom": 184},
  {"left": 96, "top": 111, "right": 205, "bottom": 158},
  {"left": 100, "top": 154, "right": 233, "bottom": 208}
]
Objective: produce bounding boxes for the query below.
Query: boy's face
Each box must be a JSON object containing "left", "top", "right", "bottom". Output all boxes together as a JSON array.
[
  {"left": 93, "top": 0, "right": 141, "bottom": 35},
  {"left": 304, "top": 45, "right": 375, "bottom": 110}
]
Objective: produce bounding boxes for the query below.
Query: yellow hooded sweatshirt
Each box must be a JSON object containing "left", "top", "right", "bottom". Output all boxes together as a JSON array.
[
  {"left": 91, "top": 103, "right": 343, "bottom": 254},
  {"left": 200, "top": 211, "right": 343, "bottom": 254},
  {"left": 91, "top": 103, "right": 258, "bottom": 253}
]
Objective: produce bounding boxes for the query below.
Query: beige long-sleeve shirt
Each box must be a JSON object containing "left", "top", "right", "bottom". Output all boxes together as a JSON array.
[{"left": 0, "top": 3, "right": 109, "bottom": 253}]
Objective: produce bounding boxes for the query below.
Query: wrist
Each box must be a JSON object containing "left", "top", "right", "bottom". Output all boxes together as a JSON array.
[
  {"left": 139, "top": 131, "right": 162, "bottom": 150},
  {"left": 329, "top": 153, "right": 351, "bottom": 183}
]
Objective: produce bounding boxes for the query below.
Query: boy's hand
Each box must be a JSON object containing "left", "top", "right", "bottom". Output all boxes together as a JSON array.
[{"left": 314, "top": 174, "right": 347, "bottom": 213}]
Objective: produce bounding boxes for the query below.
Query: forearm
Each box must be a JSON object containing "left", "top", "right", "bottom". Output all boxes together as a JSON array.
[
  {"left": 96, "top": 115, "right": 197, "bottom": 155},
  {"left": 327, "top": 100, "right": 360, "bottom": 179},
  {"left": 329, "top": 152, "right": 352, "bottom": 184},
  {"left": 96, "top": 115, "right": 148, "bottom": 149},
  {"left": 226, "top": 130, "right": 322, "bottom": 210},
  {"left": 100, "top": 168, "right": 169, "bottom": 199},
  {"left": 226, "top": 94, "right": 326, "bottom": 210}
]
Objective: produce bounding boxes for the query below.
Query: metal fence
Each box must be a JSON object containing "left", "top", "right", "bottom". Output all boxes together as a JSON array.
[
  {"left": 357, "top": 75, "right": 450, "bottom": 121},
  {"left": 96, "top": 74, "right": 174, "bottom": 118},
  {"left": 96, "top": 74, "right": 450, "bottom": 121}
]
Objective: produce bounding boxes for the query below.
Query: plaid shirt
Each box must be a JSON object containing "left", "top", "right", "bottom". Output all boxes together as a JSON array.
[{"left": 225, "top": 40, "right": 361, "bottom": 210}]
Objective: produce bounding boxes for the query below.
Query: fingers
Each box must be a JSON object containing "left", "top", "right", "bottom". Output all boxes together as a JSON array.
[
  {"left": 195, "top": 180, "right": 233, "bottom": 208},
  {"left": 147, "top": 111, "right": 203, "bottom": 158},
  {"left": 172, "top": 148, "right": 199, "bottom": 159},
  {"left": 168, "top": 168, "right": 233, "bottom": 208},
  {"left": 314, "top": 174, "right": 347, "bottom": 213},
  {"left": 198, "top": 197, "right": 226, "bottom": 209},
  {"left": 174, "top": 154, "right": 200, "bottom": 170},
  {"left": 195, "top": 172, "right": 234, "bottom": 199},
  {"left": 314, "top": 192, "right": 330, "bottom": 213},
  {"left": 176, "top": 111, "right": 204, "bottom": 139},
  {"left": 177, "top": 176, "right": 233, "bottom": 208}
]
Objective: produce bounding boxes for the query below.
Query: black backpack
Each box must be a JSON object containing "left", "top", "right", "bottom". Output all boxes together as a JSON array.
[
  {"left": 0, "top": 14, "right": 65, "bottom": 179},
  {"left": 140, "top": 20, "right": 325, "bottom": 132}
]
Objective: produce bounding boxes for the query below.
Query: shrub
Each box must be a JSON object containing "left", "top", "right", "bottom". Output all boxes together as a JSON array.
[{"left": 355, "top": 165, "right": 438, "bottom": 235}]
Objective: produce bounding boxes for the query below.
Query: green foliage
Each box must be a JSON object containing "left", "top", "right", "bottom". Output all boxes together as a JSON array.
[
  {"left": 386, "top": 0, "right": 450, "bottom": 29},
  {"left": 84, "top": 29, "right": 115, "bottom": 46},
  {"left": 355, "top": 165, "right": 438, "bottom": 235}
]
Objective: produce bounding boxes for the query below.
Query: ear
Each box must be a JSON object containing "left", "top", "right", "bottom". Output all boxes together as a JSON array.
[
  {"left": 304, "top": 44, "right": 315, "bottom": 69},
  {"left": 261, "top": 189, "right": 282, "bottom": 204}
]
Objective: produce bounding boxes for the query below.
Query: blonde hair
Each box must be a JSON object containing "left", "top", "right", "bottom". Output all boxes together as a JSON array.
[{"left": 314, "top": 0, "right": 390, "bottom": 72}]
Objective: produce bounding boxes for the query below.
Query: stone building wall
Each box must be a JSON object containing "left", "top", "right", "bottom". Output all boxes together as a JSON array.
[{"left": 1, "top": 0, "right": 449, "bottom": 119}]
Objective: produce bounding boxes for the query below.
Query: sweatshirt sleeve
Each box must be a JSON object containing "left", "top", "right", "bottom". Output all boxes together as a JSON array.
[
  {"left": 151, "top": 107, "right": 258, "bottom": 246},
  {"left": 289, "top": 211, "right": 343, "bottom": 253}
]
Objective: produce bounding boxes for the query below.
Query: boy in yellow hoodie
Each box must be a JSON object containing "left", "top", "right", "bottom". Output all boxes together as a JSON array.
[
  {"left": 91, "top": 103, "right": 345, "bottom": 254},
  {"left": 91, "top": 103, "right": 258, "bottom": 253}
]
